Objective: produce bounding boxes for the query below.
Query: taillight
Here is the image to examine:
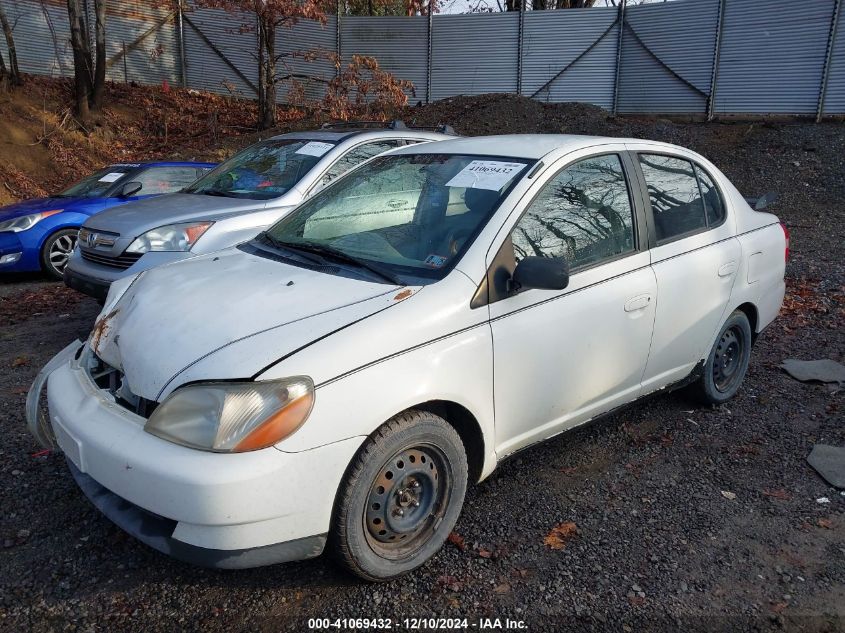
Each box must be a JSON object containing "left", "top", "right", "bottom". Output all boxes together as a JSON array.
[{"left": 780, "top": 222, "right": 790, "bottom": 262}]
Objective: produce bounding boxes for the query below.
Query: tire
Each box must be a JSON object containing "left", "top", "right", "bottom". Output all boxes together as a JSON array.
[
  {"left": 330, "top": 410, "right": 468, "bottom": 582},
  {"left": 688, "top": 310, "right": 753, "bottom": 405},
  {"left": 40, "top": 228, "right": 78, "bottom": 280}
]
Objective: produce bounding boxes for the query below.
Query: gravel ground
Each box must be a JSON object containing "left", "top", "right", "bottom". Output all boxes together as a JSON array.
[{"left": 1, "top": 101, "right": 843, "bottom": 632}]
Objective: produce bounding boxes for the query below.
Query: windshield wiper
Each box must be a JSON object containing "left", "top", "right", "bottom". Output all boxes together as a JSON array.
[
  {"left": 278, "top": 240, "right": 403, "bottom": 285},
  {"left": 197, "top": 189, "right": 236, "bottom": 197},
  {"left": 257, "top": 232, "right": 322, "bottom": 265}
]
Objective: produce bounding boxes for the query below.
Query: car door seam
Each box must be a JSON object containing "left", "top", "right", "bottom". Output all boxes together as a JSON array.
[{"left": 488, "top": 263, "right": 652, "bottom": 324}]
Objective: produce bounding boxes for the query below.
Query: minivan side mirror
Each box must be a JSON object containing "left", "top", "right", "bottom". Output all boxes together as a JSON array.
[
  {"left": 510, "top": 256, "right": 570, "bottom": 293},
  {"left": 118, "top": 181, "right": 143, "bottom": 198}
]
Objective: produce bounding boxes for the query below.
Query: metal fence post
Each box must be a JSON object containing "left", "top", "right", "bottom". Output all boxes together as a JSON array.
[
  {"left": 426, "top": 0, "right": 433, "bottom": 103},
  {"left": 707, "top": 0, "right": 726, "bottom": 121},
  {"left": 516, "top": 0, "right": 525, "bottom": 96},
  {"left": 175, "top": 0, "right": 188, "bottom": 88},
  {"left": 817, "top": 0, "right": 842, "bottom": 122},
  {"left": 336, "top": 0, "right": 342, "bottom": 79},
  {"left": 612, "top": 0, "right": 625, "bottom": 116}
]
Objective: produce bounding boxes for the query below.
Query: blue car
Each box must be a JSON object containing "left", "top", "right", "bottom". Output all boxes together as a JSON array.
[{"left": 0, "top": 161, "right": 216, "bottom": 279}]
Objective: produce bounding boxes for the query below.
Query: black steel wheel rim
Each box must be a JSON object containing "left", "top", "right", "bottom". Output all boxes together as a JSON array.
[
  {"left": 713, "top": 325, "right": 743, "bottom": 392},
  {"left": 49, "top": 233, "right": 76, "bottom": 273},
  {"left": 364, "top": 444, "right": 452, "bottom": 559}
]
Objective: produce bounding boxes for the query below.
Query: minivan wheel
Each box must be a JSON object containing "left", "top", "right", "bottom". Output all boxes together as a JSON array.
[
  {"left": 41, "top": 228, "right": 78, "bottom": 280},
  {"left": 689, "top": 310, "right": 752, "bottom": 405},
  {"left": 330, "top": 410, "right": 468, "bottom": 581}
]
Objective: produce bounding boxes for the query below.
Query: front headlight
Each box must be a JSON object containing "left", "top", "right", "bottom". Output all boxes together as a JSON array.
[
  {"left": 0, "top": 210, "right": 62, "bottom": 233},
  {"left": 144, "top": 377, "right": 314, "bottom": 452},
  {"left": 126, "top": 221, "right": 213, "bottom": 253}
]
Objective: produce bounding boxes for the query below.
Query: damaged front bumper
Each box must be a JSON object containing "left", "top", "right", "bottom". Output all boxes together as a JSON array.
[
  {"left": 25, "top": 339, "right": 84, "bottom": 449},
  {"left": 28, "top": 344, "right": 364, "bottom": 569}
]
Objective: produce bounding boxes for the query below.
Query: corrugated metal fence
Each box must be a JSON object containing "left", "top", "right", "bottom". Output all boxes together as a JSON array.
[{"left": 1, "top": 0, "right": 843, "bottom": 117}]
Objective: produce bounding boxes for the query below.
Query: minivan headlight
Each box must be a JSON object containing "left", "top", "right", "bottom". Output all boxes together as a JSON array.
[
  {"left": 126, "top": 221, "right": 212, "bottom": 253},
  {"left": 0, "top": 210, "right": 62, "bottom": 233},
  {"left": 144, "top": 377, "right": 314, "bottom": 452}
]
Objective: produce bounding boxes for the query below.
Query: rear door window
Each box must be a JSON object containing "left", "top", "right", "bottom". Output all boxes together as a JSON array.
[
  {"left": 694, "top": 165, "right": 725, "bottom": 227},
  {"left": 638, "top": 154, "right": 707, "bottom": 242}
]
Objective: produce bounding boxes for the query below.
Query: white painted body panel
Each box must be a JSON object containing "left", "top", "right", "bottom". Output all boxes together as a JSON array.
[
  {"left": 92, "top": 247, "right": 402, "bottom": 401},
  {"left": 47, "top": 356, "right": 364, "bottom": 550},
  {"left": 489, "top": 254, "right": 657, "bottom": 457},
  {"left": 42, "top": 134, "right": 787, "bottom": 560}
]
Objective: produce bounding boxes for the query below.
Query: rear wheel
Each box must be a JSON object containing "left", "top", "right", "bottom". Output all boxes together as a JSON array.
[
  {"left": 40, "top": 228, "right": 78, "bottom": 280},
  {"left": 330, "top": 410, "right": 468, "bottom": 581},
  {"left": 688, "top": 310, "right": 752, "bottom": 404}
]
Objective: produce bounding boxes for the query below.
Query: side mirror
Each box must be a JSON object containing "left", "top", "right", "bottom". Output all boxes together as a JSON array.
[
  {"left": 118, "top": 181, "right": 142, "bottom": 198},
  {"left": 510, "top": 256, "right": 569, "bottom": 293}
]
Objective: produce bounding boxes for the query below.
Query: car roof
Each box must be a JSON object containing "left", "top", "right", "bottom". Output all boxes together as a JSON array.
[
  {"left": 109, "top": 161, "right": 217, "bottom": 168},
  {"left": 387, "top": 134, "right": 690, "bottom": 160},
  {"left": 269, "top": 129, "right": 454, "bottom": 143}
]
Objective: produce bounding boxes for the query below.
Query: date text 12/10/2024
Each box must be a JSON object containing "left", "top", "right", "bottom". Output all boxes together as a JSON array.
[{"left": 307, "top": 618, "right": 528, "bottom": 630}]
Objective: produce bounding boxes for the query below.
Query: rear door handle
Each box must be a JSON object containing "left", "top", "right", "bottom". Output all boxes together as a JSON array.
[
  {"left": 624, "top": 294, "right": 652, "bottom": 312},
  {"left": 718, "top": 261, "right": 737, "bottom": 277}
]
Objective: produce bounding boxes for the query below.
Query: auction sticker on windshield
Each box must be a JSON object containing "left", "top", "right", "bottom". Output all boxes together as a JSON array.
[
  {"left": 446, "top": 160, "right": 526, "bottom": 191},
  {"left": 296, "top": 141, "right": 335, "bottom": 157},
  {"left": 98, "top": 172, "right": 126, "bottom": 183}
]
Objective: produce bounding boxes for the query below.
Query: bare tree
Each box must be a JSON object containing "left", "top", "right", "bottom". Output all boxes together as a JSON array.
[
  {"left": 65, "top": 0, "right": 107, "bottom": 123},
  {"left": 0, "top": 4, "right": 21, "bottom": 85}
]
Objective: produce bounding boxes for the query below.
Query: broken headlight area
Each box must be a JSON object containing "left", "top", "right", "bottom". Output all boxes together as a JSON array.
[{"left": 85, "top": 352, "right": 158, "bottom": 418}]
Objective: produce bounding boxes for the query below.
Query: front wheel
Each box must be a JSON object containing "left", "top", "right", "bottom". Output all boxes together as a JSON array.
[
  {"left": 688, "top": 310, "right": 753, "bottom": 404},
  {"left": 41, "top": 228, "right": 78, "bottom": 280},
  {"left": 330, "top": 410, "right": 468, "bottom": 581}
]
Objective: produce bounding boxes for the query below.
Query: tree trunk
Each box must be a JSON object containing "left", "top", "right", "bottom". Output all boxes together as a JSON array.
[
  {"left": 66, "top": 0, "right": 93, "bottom": 123},
  {"left": 0, "top": 46, "right": 8, "bottom": 87},
  {"left": 90, "top": 0, "right": 106, "bottom": 110},
  {"left": 257, "top": 14, "right": 276, "bottom": 130},
  {"left": 0, "top": 5, "right": 21, "bottom": 85}
]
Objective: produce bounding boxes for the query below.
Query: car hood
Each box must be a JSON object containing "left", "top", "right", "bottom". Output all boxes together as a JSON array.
[
  {"left": 82, "top": 192, "right": 271, "bottom": 236},
  {"left": 90, "top": 247, "right": 406, "bottom": 401},
  {"left": 0, "top": 197, "right": 78, "bottom": 221}
]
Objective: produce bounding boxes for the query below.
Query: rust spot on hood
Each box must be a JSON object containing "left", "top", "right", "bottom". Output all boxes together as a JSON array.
[
  {"left": 394, "top": 289, "right": 413, "bottom": 301},
  {"left": 91, "top": 308, "right": 120, "bottom": 355}
]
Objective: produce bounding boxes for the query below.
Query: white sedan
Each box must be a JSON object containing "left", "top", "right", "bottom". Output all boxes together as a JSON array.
[{"left": 28, "top": 134, "right": 786, "bottom": 580}]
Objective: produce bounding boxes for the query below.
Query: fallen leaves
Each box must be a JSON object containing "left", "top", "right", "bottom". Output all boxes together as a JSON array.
[
  {"left": 11, "top": 356, "right": 28, "bottom": 367},
  {"left": 779, "top": 279, "right": 844, "bottom": 333},
  {"left": 763, "top": 488, "right": 792, "bottom": 501},
  {"left": 446, "top": 532, "right": 465, "bottom": 551},
  {"left": 543, "top": 521, "right": 578, "bottom": 550},
  {"left": 817, "top": 518, "right": 833, "bottom": 529}
]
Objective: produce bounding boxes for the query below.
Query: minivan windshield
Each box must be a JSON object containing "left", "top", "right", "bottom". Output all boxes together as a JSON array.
[
  {"left": 184, "top": 139, "right": 336, "bottom": 200},
  {"left": 262, "top": 153, "right": 531, "bottom": 281},
  {"left": 56, "top": 166, "right": 136, "bottom": 198}
]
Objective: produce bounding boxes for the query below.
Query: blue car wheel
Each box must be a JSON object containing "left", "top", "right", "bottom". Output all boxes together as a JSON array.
[{"left": 41, "top": 228, "right": 78, "bottom": 279}]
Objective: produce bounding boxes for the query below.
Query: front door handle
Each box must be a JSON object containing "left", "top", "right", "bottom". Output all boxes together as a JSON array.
[
  {"left": 624, "top": 294, "right": 652, "bottom": 312},
  {"left": 718, "top": 261, "right": 737, "bottom": 277}
]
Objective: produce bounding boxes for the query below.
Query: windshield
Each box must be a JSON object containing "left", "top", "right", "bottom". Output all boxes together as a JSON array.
[
  {"left": 184, "top": 139, "right": 336, "bottom": 200},
  {"left": 263, "top": 153, "right": 531, "bottom": 281},
  {"left": 57, "top": 166, "right": 135, "bottom": 198}
]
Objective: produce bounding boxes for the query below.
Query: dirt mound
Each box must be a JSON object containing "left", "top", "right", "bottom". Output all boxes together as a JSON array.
[{"left": 403, "top": 93, "right": 615, "bottom": 136}]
